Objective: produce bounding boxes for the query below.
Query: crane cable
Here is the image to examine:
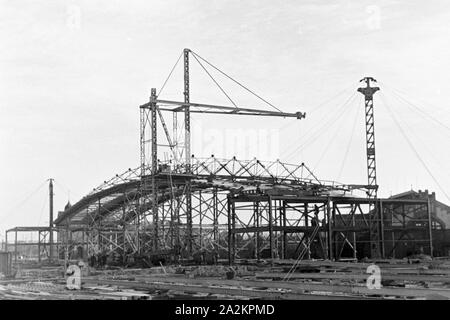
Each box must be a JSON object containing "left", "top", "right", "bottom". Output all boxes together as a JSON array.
[
  {"left": 157, "top": 50, "right": 183, "bottom": 98},
  {"left": 191, "top": 52, "right": 238, "bottom": 108},
  {"left": 190, "top": 50, "right": 284, "bottom": 113}
]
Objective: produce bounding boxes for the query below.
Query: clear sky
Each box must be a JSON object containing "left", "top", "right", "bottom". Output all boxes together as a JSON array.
[{"left": 1, "top": 0, "right": 449, "bottom": 240}]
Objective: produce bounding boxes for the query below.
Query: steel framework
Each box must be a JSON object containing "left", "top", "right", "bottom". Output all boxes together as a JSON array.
[
  {"left": 5, "top": 227, "right": 60, "bottom": 264},
  {"left": 50, "top": 51, "right": 434, "bottom": 265},
  {"left": 53, "top": 156, "right": 434, "bottom": 264}
]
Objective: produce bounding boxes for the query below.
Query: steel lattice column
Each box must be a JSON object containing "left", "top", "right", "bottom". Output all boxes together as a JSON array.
[
  {"left": 357, "top": 77, "right": 381, "bottom": 258},
  {"left": 184, "top": 48, "right": 193, "bottom": 255},
  {"left": 139, "top": 101, "right": 148, "bottom": 254},
  {"left": 150, "top": 88, "right": 158, "bottom": 251}
]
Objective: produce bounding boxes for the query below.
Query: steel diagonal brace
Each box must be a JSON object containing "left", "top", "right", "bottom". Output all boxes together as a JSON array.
[
  {"left": 278, "top": 162, "right": 303, "bottom": 183},
  {"left": 214, "top": 158, "right": 235, "bottom": 177},
  {"left": 256, "top": 161, "right": 276, "bottom": 180},
  {"left": 197, "top": 161, "right": 214, "bottom": 176},
  {"left": 302, "top": 163, "right": 322, "bottom": 185},
  {"left": 155, "top": 105, "right": 178, "bottom": 163},
  {"left": 234, "top": 159, "right": 256, "bottom": 178}
]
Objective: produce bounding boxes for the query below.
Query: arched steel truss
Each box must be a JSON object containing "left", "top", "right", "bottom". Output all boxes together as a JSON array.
[{"left": 54, "top": 156, "right": 433, "bottom": 264}]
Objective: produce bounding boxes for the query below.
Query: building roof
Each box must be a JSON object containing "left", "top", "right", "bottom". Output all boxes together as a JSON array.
[{"left": 390, "top": 189, "right": 450, "bottom": 211}]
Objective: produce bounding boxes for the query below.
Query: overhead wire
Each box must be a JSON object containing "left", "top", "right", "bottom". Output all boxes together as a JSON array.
[
  {"left": 336, "top": 94, "right": 363, "bottom": 182},
  {"left": 382, "top": 90, "right": 450, "bottom": 176},
  {"left": 397, "top": 92, "right": 450, "bottom": 133},
  {"left": 281, "top": 91, "right": 358, "bottom": 162},
  {"left": 380, "top": 83, "right": 450, "bottom": 138},
  {"left": 274, "top": 84, "right": 358, "bottom": 163},
  {"left": 299, "top": 92, "right": 358, "bottom": 148},
  {"left": 37, "top": 193, "right": 48, "bottom": 226},
  {"left": 307, "top": 93, "right": 360, "bottom": 177},
  {"left": 379, "top": 93, "right": 450, "bottom": 202},
  {"left": 379, "top": 81, "right": 449, "bottom": 115},
  {"left": 306, "top": 83, "right": 357, "bottom": 116},
  {"left": 0, "top": 179, "right": 48, "bottom": 225},
  {"left": 311, "top": 96, "right": 358, "bottom": 173},
  {"left": 54, "top": 179, "right": 74, "bottom": 202},
  {"left": 275, "top": 84, "right": 357, "bottom": 134}
]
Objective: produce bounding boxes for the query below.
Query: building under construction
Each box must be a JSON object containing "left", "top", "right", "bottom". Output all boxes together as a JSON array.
[
  {"left": 49, "top": 50, "right": 435, "bottom": 263},
  {"left": 1, "top": 49, "right": 449, "bottom": 300}
]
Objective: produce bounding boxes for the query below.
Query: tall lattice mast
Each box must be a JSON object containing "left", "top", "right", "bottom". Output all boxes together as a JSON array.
[
  {"left": 357, "top": 77, "right": 381, "bottom": 258},
  {"left": 183, "top": 48, "right": 193, "bottom": 255}
]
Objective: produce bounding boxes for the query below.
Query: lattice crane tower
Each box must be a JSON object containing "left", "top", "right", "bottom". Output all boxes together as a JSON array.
[{"left": 357, "top": 76, "right": 381, "bottom": 258}]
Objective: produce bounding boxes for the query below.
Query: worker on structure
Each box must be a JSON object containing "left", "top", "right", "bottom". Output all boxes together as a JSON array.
[
  {"left": 312, "top": 212, "right": 319, "bottom": 228},
  {"left": 309, "top": 212, "right": 320, "bottom": 258},
  {"left": 88, "top": 253, "right": 97, "bottom": 268}
]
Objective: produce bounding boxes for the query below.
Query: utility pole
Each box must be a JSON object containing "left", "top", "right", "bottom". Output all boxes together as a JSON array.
[
  {"left": 357, "top": 77, "right": 381, "bottom": 258},
  {"left": 49, "top": 178, "right": 54, "bottom": 262}
]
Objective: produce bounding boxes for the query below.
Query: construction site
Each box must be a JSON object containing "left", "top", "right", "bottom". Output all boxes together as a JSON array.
[{"left": 0, "top": 46, "right": 449, "bottom": 301}]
